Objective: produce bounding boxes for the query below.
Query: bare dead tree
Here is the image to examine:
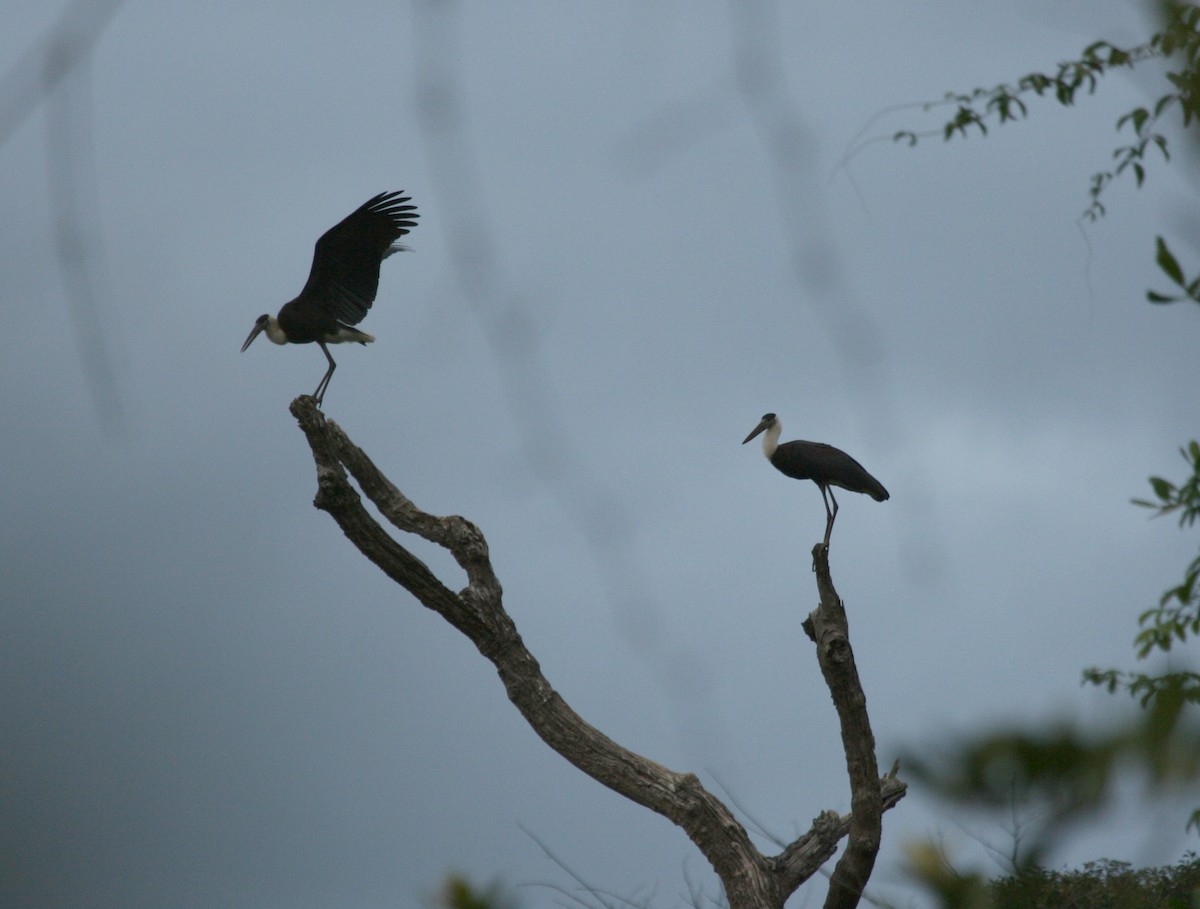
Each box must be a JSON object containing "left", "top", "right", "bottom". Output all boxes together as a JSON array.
[{"left": 289, "top": 396, "right": 905, "bottom": 909}]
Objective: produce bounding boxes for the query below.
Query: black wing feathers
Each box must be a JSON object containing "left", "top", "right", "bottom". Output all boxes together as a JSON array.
[
  {"left": 771, "top": 440, "right": 890, "bottom": 501},
  {"left": 300, "top": 192, "right": 418, "bottom": 325}
]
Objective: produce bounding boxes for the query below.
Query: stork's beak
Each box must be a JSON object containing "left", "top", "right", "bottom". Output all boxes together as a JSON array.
[
  {"left": 241, "top": 316, "right": 268, "bottom": 352},
  {"left": 742, "top": 418, "right": 769, "bottom": 445}
]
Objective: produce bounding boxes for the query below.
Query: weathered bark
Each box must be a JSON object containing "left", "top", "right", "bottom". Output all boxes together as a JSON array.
[
  {"left": 289, "top": 396, "right": 904, "bottom": 909},
  {"left": 802, "top": 544, "right": 885, "bottom": 909}
]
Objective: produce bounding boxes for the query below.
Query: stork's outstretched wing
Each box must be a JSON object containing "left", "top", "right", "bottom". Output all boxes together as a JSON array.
[{"left": 299, "top": 191, "right": 419, "bottom": 325}]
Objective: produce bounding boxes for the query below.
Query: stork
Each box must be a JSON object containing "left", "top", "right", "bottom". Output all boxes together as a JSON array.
[
  {"left": 742, "top": 413, "right": 888, "bottom": 547},
  {"left": 241, "top": 191, "right": 419, "bottom": 406}
]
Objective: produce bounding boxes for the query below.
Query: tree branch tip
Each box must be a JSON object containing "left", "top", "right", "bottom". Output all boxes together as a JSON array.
[
  {"left": 289, "top": 394, "right": 319, "bottom": 416},
  {"left": 812, "top": 809, "right": 841, "bottom": 834}
]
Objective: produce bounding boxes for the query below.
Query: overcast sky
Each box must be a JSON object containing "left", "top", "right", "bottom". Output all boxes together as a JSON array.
[{"left": 3, "top": 2, "right": 1199, "bottom": 907}]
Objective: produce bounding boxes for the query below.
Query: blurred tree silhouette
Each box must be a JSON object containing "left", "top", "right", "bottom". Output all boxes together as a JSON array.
[
  {"left": 911, "top": 852, "right": 1200, "bottom": 909},
  {"left": 988, "top": 854, "right": 1200, "bottom": 909}
]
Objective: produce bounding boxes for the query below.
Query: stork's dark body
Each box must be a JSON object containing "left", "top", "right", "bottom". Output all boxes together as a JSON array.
[
  {"left": 743, "top": 412, "right": 888, "bottom": 547},
  {"left": 241, "top": 191, "right": 418, "bottom": 405},
  {"left": 768, "top": 440, "right": 889, "bottom": 502},
  {"left": 272, "top": 293, "right": 361, "bottom": 349}
]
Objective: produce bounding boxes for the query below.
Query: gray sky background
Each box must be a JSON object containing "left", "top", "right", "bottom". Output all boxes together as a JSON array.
[{"left": 3, "top": 2, "right": 1199, "bottom": 907}]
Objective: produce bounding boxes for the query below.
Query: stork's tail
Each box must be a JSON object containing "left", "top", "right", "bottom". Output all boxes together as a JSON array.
[
  {"left": 867, "top": 477, "right": 890, "bottom": 502},
  {"left": 332, "top": 324, "right": 375, "bottom": 345}
]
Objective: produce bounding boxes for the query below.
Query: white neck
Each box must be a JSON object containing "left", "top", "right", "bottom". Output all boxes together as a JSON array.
[
  {"left": 264, "top": 315, "right": 288, "bottom": 345},
  {"left": 761, "top": 420, "right": 780, "bottom": 459}
]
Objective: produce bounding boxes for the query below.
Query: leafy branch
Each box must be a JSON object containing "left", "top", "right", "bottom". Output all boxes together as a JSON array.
[
  {"left": 1084, "top": 441, "right": 1200, "bottom": 712},
  {"left": 869, "top": 3, "right": 1200, "bottom": 223},
  {"left": 1130, "top": 440, "right": 1200, "bottom": 656},
  {"left": 1148, "top": 235, "right": 1200, "bottom": 304},
  {"left": 880, "top": 9, "right": 1200, "bottom": 876},
  {"left": 885, "top": 38, "right": 1156, "bottom": 148},
  {"left": 1084, "top": 96, "right": 1174, "bottom": 222}
]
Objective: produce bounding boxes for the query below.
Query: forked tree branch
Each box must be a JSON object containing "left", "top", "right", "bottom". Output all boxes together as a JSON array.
[{"left": 289, "top": 396, "right": 905, "bottom": 909}]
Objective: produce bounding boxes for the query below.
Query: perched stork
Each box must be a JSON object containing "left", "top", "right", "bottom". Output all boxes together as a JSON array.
[
  {"left": 742, "top": 412, "right": 888, "bottom": 546},
  {"left": 241, "top": 191, "right": 419, "bottom": 405}
]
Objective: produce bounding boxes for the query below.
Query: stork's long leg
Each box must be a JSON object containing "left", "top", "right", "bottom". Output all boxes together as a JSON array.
[
  {"left": 313, "top": 341, "right": 337, "bottom": 406},
  {"left": 819, "top": 484, "right": 840, "bottom": 547}
]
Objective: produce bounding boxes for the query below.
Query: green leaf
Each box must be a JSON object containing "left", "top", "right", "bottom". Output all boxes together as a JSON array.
[
  {"left": 1020, "top": 72, "right": 1051, "bottom": 94},
  {"left": 1156, "top": 236, "right": 1186, "bottom": 286},
  {"left": 1147, "top": 290, "right": 1180, "bottom": 304},
  {"left": 1154, "top": 93, "right": 1176, "bottom": 117},
  {"left": 1150, "top": 476, "right": 1176, "bottom": 500}
]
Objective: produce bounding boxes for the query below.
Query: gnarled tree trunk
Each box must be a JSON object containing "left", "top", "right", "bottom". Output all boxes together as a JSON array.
[{"left": 289, "top": 396, "right": 904, "bottom": 909}]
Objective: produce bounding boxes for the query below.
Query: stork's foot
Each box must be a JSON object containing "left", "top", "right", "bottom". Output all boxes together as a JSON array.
[{"left": 812, "top": 540, "right": 828, "bottom": 572}]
